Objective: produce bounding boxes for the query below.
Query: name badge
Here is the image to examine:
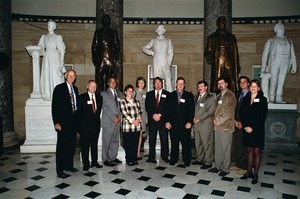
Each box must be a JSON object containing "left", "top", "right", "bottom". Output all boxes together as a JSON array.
[
  {"left": 218, "top": 100, "right": 223, "bottom": 104},
  {"left": 180, "top": 98, "right": 185, "bottom": 103},
  {"left": 87, "top": 100, "right": 92, "bottom": 104},
  {"left": 200, "top": 103, "right": 204, "bottom": 107},
  {"left": 142, "top": 94, "right": 146, "bottom": 98},
  {"left": 161, "top": 94, "right": 166, "bottom": 98},
  {"left": 254, "top": 98, "right": 260, "bottom": 102}
]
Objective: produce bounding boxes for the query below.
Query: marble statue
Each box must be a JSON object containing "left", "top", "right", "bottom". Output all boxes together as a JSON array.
[
  {"left": 92, "top": 14, "right": 121, "bottom": 92},
  {"left": 38, "top": 20, "right": 66, "bottom": 100},
  {"left": 261, "top": 22, "right": 297, "bottom": 103},
  {"left": 142, "top": 25, "right": 174, "bottom": 92},
  {"left": 205, "top": 16, "right": 240, "bottom": 93}
]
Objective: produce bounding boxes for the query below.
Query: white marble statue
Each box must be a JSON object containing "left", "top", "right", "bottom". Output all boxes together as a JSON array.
[
  {"left": 142, "top": 25, "right": 174, "bottom": 92},
  {"left": 261, "top": 22, "right": 297, "bottom": 103},
  {"left": 38, "top": 20, "right": 66, "bottom": 100}
]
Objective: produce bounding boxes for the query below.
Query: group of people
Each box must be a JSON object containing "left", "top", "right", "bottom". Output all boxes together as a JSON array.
[{"left": 52, "top": 69, "right": 268, "bottom": 186}]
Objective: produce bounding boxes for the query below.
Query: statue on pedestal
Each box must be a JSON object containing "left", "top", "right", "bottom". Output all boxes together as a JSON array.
[
  {"left": 142, "top": 25, "right": 174, "bottom": 92},
  {"left": 261, "top": 22, "right": 297, "bottom": 103},
  {"left": 205, "top": 16, "right": 240, "bottom": 93},
  {"left": 92, "top": 14, "right": 121, "bottom": 92},
  {"left": 38, "top": 20, "right": 66, "bottom": 100}
]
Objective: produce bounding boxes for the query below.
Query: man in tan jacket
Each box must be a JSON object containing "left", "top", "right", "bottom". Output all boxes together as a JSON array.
[{"left": 208, "top": 77, "right": 237, "bottom": 177}]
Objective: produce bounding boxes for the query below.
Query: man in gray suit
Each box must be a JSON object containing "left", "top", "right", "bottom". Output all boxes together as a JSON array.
[
  {"left": 209, "top": 77, "right": 236, "bottom": 177},
  {"left": 101, "top": 77, "right": 122, "bottom": 167},
  {"left": 192, "top": 80, "right": 215, "bottom": 169}
]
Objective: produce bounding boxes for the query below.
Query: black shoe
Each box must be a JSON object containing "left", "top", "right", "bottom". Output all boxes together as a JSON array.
[
  {"left": 57, "top": 173, "right": 67, "bottom": 178},
  {"left": 137, "top": 157, "right": 143, "bottom": 161},
  {"left": 91, "top": 162, "right": 103, "bottom": 168},
  {"left": 251, "top": 176, "right": 258, "bottom": 184},
  {"left": 110, "top": 158, "right": 122, "bottom": 164},
  {"left": 208, "top": 167, "right": 220, "bottom": 173},
  {"left": 133, "top": 161, "right": 139, "bottom": 165},
  {"left": 66, "top": 168, "right": 78, "bottom": 172},
  {"left": 104, "top": 160, "right": 117, "bottom": 167},
  {"left": 83, "top": 166, "right": 89, "bottom": 171},
  {"left": 127, "top": 162, "right": 134, "bottom": 166},
  {"left": 240, "top": 172, "right": 254, "bottom": 179},
  {"left": 146, "top": 159, "right": 157, "bottom": 163},
  {"left": 184, "top": 162, "right": 190, "bottom": 167},
  {"left": 218, "top": 171, "right": 230, "bottom": 176},
  {"left": 169, "top": 160, "right": 177, "bottom": 166},
  {"left": 163, "top": 159, "right": 170, "bottom": 163},
  {"left": 192, "top": 160, "right": 204, "bottom": 165},
  {"left": 201, "top": 164, "right": 212, "bottom": 170}
]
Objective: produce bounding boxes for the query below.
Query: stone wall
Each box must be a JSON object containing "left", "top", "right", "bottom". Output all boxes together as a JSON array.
[{"left": 12, "top": 21, "right": 300, "bottom": 141}]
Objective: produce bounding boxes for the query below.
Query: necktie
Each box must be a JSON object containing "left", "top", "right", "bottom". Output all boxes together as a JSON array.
[
  {"left": 70, "top": 85, "right": 75, "bottom": 112},
  {"left": 91, "top": 94, "right": 96, "bottom": 113},
  {"left": 156, "top": 91, "right": 159, "bottom": 107},
  {"left": 178, "top": 92, "right": 181, "bottom": 104},
  {"left": 238, "top": 92, "right": 244, "bottom": 103},
  {"left": 114, "top": 90, "right": 118, "bottom": 106}
]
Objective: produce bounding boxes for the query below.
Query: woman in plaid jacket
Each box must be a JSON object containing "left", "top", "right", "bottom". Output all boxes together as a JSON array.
[{"left": 120, "top": 84, "right": 142, "bottom": 166}]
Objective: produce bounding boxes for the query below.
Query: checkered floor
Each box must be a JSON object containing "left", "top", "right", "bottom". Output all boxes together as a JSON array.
[{"left": 0, "top": 147, "right": 299, "bottom": 199}]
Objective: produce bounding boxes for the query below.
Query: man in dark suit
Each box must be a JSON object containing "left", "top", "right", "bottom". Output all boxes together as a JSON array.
[
  {"left": 145, "top": 77, "right": 170, "bottom": 163},
  {"left": 165, "top": 77, "right": 195, "bottom": 167},
  {"left": 52, "top": 69, "right": 79, "bottom": 178},
  {"left": 77, "top": 80, "right": 103, "bottom": 171}
]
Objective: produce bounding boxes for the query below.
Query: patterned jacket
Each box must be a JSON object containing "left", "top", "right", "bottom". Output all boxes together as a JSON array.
[{"left": 120, "top": 98, "right": 142, "bottom": 132}]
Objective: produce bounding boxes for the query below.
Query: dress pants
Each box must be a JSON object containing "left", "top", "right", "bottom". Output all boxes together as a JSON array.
[
  {"left": 102, "top": 125, "right": 120, "bottom": 162},
  {"left": 123, "top": 131, "right": 139, "bottom": 163},
  {"left": 170, "top": 126, "right": 191, "bottom": 165},
  {"left": 80, "top": 130, "right": 100, "bottom": 167},
  {"left": 214, "top": 130, "right": 233, "bottom": 172},
  {"left": 148, "top": 124, "right": 169, "bottom": 160}
]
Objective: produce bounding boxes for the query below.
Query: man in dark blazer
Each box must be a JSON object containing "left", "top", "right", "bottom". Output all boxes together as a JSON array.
[
  {"left": 165, "top": 77, "right": 195, "bottom": 167},
  {"left": 52, "top": 69, "right": 79, "bottom": 178},
  {"left": 77, "top": 80, "right": 103, "bottom": 171},
  {"left": 145, "top": 77, "right": 170, "bottom": 163}
]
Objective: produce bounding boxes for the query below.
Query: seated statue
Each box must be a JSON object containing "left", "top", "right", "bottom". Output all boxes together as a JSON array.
[
  {"left": 38, "top": 20, "right": 66, "bottom": 100},
  {"left": 91, "top": 14, "right": 120, "bottom": 92},
  {"left": 205, "top": 16, "right": 240, "bottom": 93},
  {"left": 261, "top": 22, "right": 297, "bottom": 103},
  {"left": 142, "top": 25, "right": 174, "bottom": 92}
]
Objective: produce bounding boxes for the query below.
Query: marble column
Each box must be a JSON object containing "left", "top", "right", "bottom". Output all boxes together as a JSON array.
[
  {"left": 95, "top": 0, "right": 123, "bottom": 90},
  {"left": 203, "top": 0, "right": 232, "bottom": 90},
  {"left": 0, "top": 0, "right": 19, "bottom": 147}
]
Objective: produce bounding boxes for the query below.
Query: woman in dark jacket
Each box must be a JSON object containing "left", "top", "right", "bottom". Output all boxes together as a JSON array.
[{"left": 239, "top": 79, "right": 268, "bottom": 184}]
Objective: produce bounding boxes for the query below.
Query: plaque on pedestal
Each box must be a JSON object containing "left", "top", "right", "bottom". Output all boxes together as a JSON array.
[{"left": 264, "top": 103, "right": 300, "bottom": 153}]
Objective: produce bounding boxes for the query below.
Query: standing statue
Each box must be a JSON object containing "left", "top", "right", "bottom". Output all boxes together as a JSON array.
[
  {"left": 38, "top": 20, "right": 66, "bottom": 100},
  {"left": 205, "top": 16, "right": 240, "bottom": 93},
  {"left": 142, "top": 25, "right": 174, "bottom": 92},
  {"left": 261, "top": 22, "right": 297, "bottom": 103},
  {"left": 92, "top": 14, "right": 121, "bottom": 92}
]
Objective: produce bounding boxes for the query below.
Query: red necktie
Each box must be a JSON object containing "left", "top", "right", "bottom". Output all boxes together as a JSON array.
[{"left": 156, "top": 91, "right": 159, "bottom": 107}]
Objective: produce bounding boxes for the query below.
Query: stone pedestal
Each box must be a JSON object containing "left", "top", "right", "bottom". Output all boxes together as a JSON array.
[
  {"left": 264, "top": 103, "right": 300, "bottom": 153},
  {"left": 20, "top": 99, "right": 56, "bottom": 153}
]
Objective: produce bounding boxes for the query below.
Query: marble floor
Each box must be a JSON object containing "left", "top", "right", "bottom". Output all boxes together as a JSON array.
[{"left": 0, "top": 146, "right": 299, "bottom": 199}]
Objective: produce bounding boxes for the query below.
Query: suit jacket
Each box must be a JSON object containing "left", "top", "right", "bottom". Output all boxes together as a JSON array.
[
  {"left": 77, "top": 92, "right": 103, "bottom": 134},
  {"left": 52, "top": 82, "right": 79, "bottom": 131},
  {"left": 214, "top": 88, "right": 236, "bottom": 133},
  {"left": 165, "top": 90, "right": 195, "bottom": 128},
  {"left": 145, "top": 89, "right": 169, "bottom": 126},
  {"left": 194, "top": 92, "right": 215, "bottom": 125},
  {"left": 101, "top": 88, "right": 122, "bottom": 128}
]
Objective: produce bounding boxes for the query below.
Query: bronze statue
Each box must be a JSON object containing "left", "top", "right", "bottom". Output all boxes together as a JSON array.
[
  {"left": 205, "top": 16, "right": 240, "bottom": 93},
  {"left": 92, "top": 14, "right": 120, "bottom": 92}
]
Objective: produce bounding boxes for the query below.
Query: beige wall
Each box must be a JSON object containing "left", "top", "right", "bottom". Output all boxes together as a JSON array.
[{"left": 12, "top": 21, "right": 300, "bottom": 141}]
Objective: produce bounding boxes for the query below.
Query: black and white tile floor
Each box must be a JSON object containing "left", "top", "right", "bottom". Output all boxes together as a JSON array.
[{"left": 0, "top": 147, "right": 299, "bottom": 199}]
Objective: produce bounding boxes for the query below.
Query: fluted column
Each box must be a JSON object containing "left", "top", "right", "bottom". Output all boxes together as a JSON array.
[
  {"left": 96, "top": 0, "right": 123, "bottom": 90},
  {"left": 203, "top": 0, "right": 232, "bottom": 90},
  {"left": 0, "top": 0, "right": 19, "bottom": 147}
]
